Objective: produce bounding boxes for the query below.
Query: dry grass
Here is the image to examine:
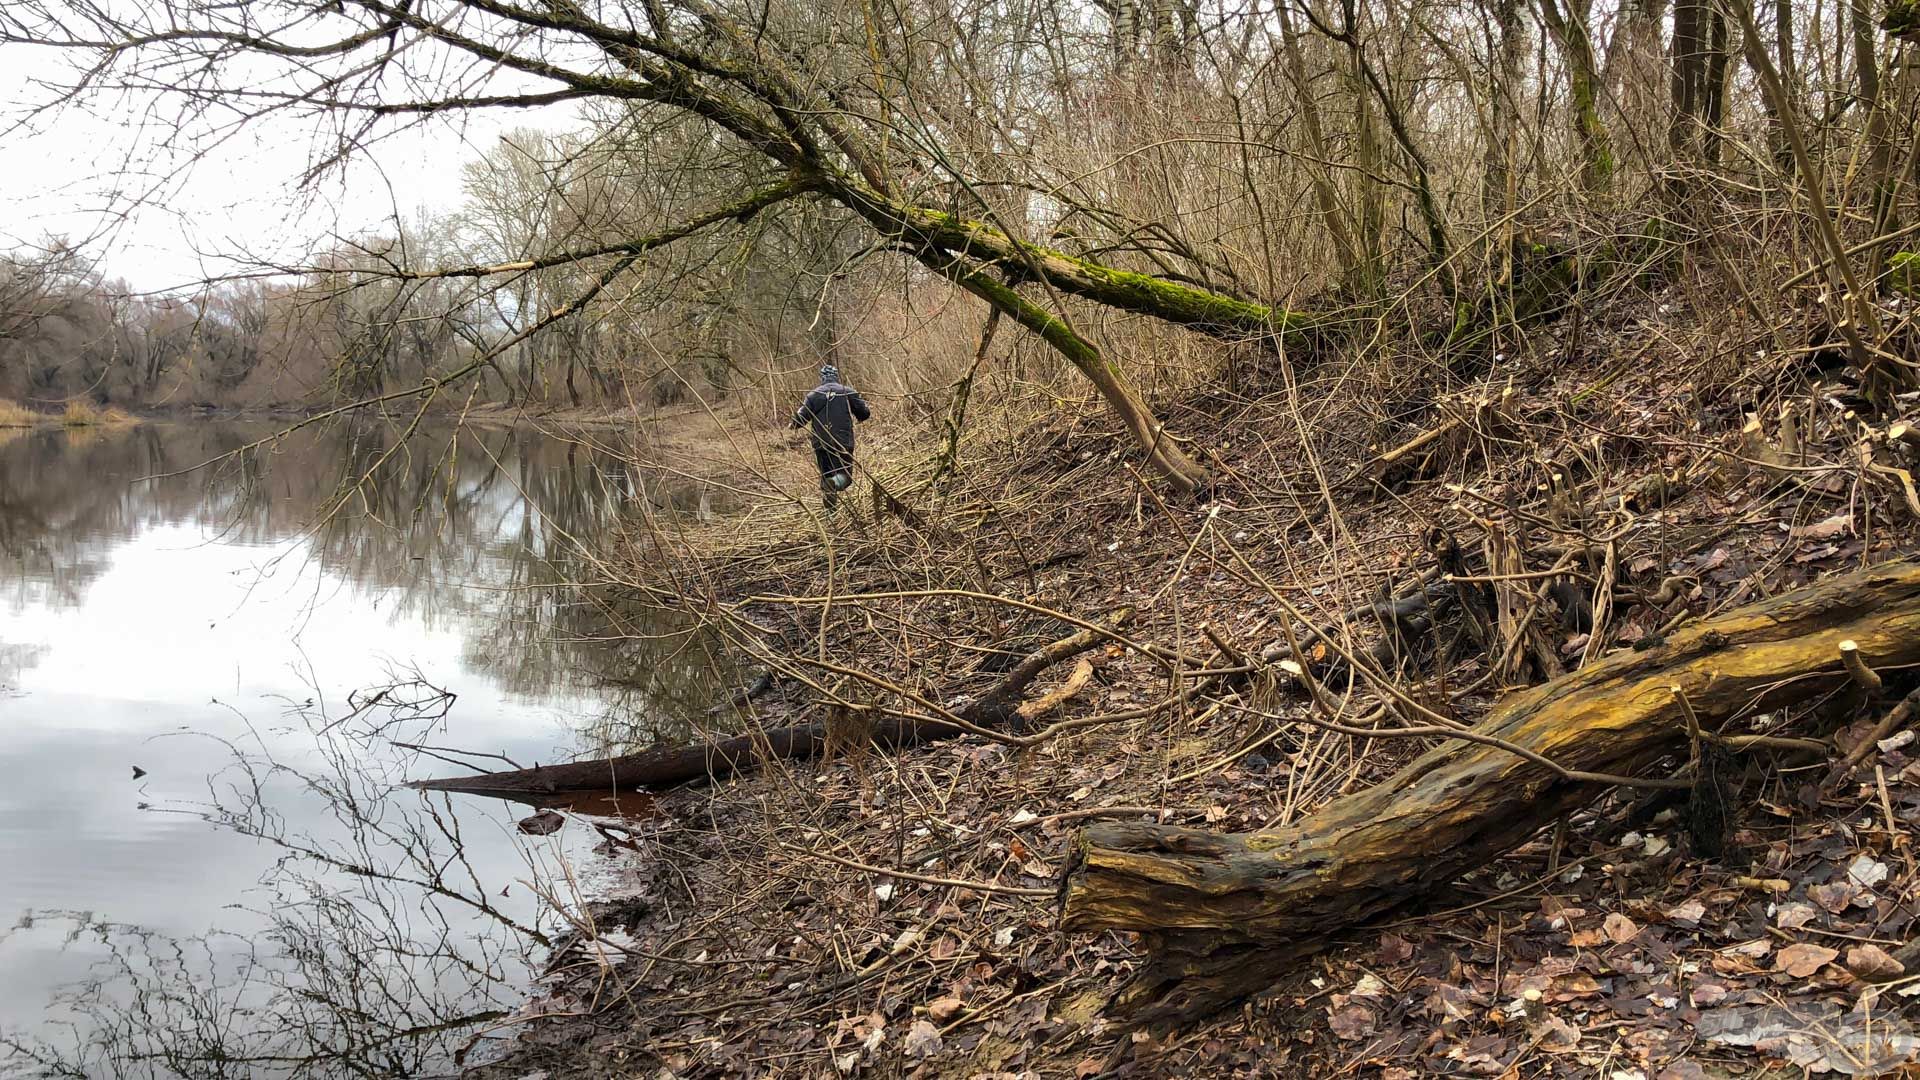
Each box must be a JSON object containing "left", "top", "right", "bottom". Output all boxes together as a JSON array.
[
  {"left": 0, "top": 398, "right": 42, "bottom": 427},
  {"left": 59, "top": 400, "right": 139, "bottom": 428}
]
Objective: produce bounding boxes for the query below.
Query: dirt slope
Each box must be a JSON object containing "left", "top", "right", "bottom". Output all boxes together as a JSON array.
[{"left": 469, "top": 264, "right": 1920, "bottom": 1079}]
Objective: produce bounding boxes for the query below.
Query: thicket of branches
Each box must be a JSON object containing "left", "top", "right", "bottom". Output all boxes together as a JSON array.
[{"left": 7, "top": 0, "right": 1916, "bottom": 453}]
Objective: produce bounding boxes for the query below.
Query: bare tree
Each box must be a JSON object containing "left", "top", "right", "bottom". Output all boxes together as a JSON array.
[{"left": 1, "top": 0, "right": 1353, "bottom": 489}]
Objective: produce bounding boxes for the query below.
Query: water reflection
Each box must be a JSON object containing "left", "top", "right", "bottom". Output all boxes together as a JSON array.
[{"left": 0, "top": 419, "right": 728, "bottom": 1077}]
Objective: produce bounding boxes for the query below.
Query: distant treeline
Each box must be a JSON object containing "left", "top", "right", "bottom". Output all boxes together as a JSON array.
[
  {"left": 0, "top": 128, "right": 996, "bottom": 419},
  {"left": 0, "top": 230, "right": 834, "bottom": 415}
]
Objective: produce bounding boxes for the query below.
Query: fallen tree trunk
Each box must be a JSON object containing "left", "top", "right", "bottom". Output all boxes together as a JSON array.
[
  {"left": 410, "top": 609, "right": 1131, "bottom": 802},
  {"left": 411, "top": 718, "right": 916, "bottom": 802},
  {"left": 1059, "top": 561, "right": 1920, "bottom": 1024}
]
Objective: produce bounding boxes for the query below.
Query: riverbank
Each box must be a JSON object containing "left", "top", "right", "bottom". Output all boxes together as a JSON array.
[
  {"left": 0, "top": 397, "right": 141, "bottom": 429},
  {"left": 461, "top": 261, "right": 1920, "bottom": 1077}
]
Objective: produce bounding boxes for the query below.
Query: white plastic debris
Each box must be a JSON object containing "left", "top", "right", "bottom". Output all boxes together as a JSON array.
[{"left": 1847, "top": 854, "right": 1890, "bottom": 889}]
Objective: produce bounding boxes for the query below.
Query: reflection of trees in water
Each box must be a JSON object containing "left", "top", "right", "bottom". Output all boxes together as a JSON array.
[
  {"left": 0, "top": 692, "right": 546, "bottom": 1078},
  {"left": 0, "top": 425, "right": 747, "bottom": 1077},
  {"left": 0, "top": 640, "right": 48, "bottom": 688},
  {"left": 0, "top": 424, "right": 171, "bottom": 612},
  {"left": 0, "top": 418, "right": 735, "bottom": 730}
]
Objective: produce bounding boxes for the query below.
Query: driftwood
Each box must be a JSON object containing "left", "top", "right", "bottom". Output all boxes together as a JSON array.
[
  {"left": 410, "top": 608, "right": 1132, "bottom": 802},
  {"left": 1059, "top": 561, "right": 1920, "bottom": 1024}
]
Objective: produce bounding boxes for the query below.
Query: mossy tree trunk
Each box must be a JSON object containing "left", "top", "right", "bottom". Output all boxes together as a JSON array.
[
  {"left": 828, "top": 176, "right": 1328, "bottom": 491},
  {"left": 1538, "top": 0, "right": 1615, "bottom": 192},
  {"left": 834, "top": 182, "right": 1324, "bottom": 347},
  {"left": 936, "top": 256, "right": 1212, "bottom": 492},
  {"left": 1059, "top": 562, "right": 1920, "bottom": 1024}
]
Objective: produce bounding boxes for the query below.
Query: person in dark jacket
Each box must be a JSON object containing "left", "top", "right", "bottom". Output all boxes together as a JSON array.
[{"left": 791, "top": 364, "right": 871, "bottom": 506}]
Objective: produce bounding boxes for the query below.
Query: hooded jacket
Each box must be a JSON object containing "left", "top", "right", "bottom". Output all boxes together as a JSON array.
[{"left": 792, "top": 378, "right": 871, "bottom": 461}]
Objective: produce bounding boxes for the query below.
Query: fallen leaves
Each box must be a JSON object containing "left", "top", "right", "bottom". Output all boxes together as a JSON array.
[
  {"left": 1664, "top": 899, "right": 1706, "bottom": 925},
  {"left": 1790, "top": 514, "right": 1853, "bottom": 542},
  {"left": 1810, "top": 881, "right": 1860, "bottom": 911},
  {"left": 1327, "top": 1002, "right": 1377, "bottom": 1041},
  {"left": 1777, "top": 901, "right": 1821, "bottom": 928},
  {"left": 1843, "top": 943, "right": 1905, "bottom": 982},
  {"left": 1697, "top": 1001, "right": 1920, "bottom": 1074},
  {"left": 1534, "top": 1015, "right": 1581, "bottom": 1052},
  {"left": 1604, "top": 912, "right": 1641, "bottom": 944},
  {"left": 1773, "top": 943, "right": 1839, "bottom": 979},
  {"left": 1844, "top": 854, "right": 1890, "bottom": 888},
  {"left": 902, "top": 1019, "right": 943, "bottom": 1057}
]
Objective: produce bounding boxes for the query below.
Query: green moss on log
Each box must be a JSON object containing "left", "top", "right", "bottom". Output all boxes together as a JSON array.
[
  {"left": 907, "top": 207, "right": 1325, "bottom": 346},
  {"left": 1886, "top": 0, "right": 1920, "bottom": 39},
  {"left": 1889, "top": 251, "right": 1920, "bottom": 298}
]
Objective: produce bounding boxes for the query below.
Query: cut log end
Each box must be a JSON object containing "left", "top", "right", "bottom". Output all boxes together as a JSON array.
[{"left": 1839, "top": 639, "right": 1883, "bottom": 692}]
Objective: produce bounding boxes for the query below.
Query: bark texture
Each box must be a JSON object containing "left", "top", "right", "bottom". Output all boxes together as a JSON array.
[
  {"left": 411, "top": 717, "right": 938, "bottom": 803},
  {"left": 1059, "top": 561, "right": 1920, "bottom": 1023},
  {"left": 411, "top": 609, "right": 1132, "bottom": 801}
]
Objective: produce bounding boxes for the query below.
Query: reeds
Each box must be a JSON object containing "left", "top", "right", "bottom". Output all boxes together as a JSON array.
[
  {"left": 0, "top": 398, "right": 40, "bottom": 427},
  {"left": 59, "top": 400, "right": 139, "bottom": 427}
]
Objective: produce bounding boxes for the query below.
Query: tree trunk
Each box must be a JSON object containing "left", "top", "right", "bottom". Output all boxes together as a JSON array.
[
  {"left": 1485, "top": 0, "right": 1526, "bottom": 209},
  {"left": 1769, "top": 0, "right": 1798, "bottom": 169},
  {"left": 1670, "top": 0, "right": 1705, "bottom": 168},
  {"left": 1275, "top": 0, "right": 1363, "bottom": 283},
  {"left": 938, "top": 258, "right": 1210, "bottom": 492},
  {"left": 1538, "top": 0, "right": 1616, "bottom": 191},
  {"left": 827, "top": 176, "right": 1328, "bottom": 491},
  {"left": 412, "top": 609, "right": 1132, "bottom": 800},
  {"left": 1606, "top": 0, "right": 1668, "bottom": 173},
  {"left": 837, "top": 183, "right": 1325, "bottom": 346},
  {"left": 1853, "top": 0, "right": 1900, "bottom": 280},
  {"left": 1059, "top": 561, "right": 1920, "bottom": 1024},
  {"left": 1703, "top": 4, "right": 1732, "bottom": 165}
]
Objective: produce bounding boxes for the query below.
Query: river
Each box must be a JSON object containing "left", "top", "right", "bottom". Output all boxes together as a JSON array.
[{"left": 0, "top": 418, "right": 726, "bottom": 1077}]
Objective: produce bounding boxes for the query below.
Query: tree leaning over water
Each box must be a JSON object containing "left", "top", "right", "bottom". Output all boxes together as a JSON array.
[
  {"left": 9, "top": 0, "right": 1920, "bottom": 476},
  {"left": 3, "top": 0, "right": 1351, "bottom": 489}
]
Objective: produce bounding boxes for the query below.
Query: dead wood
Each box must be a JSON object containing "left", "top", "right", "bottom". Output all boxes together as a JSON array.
[
  {"left": 410, "top": 609, "right": 1132, "bottom": 801},
  {"left": 1360, "top": 386, "right": 1518, "bottom": 488},
  {"left": 1016, "top": 659, "right": 1095, "bottom": 722},
  {"left": 706, "top": 669, "right": 776, "bottom": 716},
  {"left": 1828, "top": 682, "right": 1920, "bottom": 786},
  {"left": 1058, "top": 561, "right": 1920, "bottom": 1024}
]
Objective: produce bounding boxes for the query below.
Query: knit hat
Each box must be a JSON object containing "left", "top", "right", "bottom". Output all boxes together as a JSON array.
[{"left": 819, "top": 364, "right": 840, "bottom": 384}]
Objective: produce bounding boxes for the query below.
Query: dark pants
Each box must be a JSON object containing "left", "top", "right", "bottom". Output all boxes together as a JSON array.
[{"left": 813, "top": 441, "right": 853, "bottom": 504}]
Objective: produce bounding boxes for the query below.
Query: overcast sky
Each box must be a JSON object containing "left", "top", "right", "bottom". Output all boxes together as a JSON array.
[{"left": 0, "top": 40, "right": 582, "bottom": 293}]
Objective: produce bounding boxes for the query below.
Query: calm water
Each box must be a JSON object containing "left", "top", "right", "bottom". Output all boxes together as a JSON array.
[{"left": 0, "top": 420, "right": 725, "bottom": 1077}]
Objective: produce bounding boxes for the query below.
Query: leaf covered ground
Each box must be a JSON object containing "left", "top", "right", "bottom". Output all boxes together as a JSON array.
[{"left": 471, "top": 259, "right": 1920, "bottom": 1079}]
